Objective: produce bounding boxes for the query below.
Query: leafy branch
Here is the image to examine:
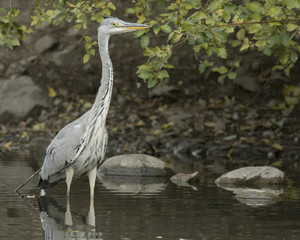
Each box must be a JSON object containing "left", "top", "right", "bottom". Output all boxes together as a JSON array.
[{"left": 1, "top": 0, "right": 300, "bottom": 87}]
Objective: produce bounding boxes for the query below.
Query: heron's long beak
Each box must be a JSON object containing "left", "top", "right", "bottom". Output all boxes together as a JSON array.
[{"left": 122, "top": 23, "right": 151, "bottom": 31}]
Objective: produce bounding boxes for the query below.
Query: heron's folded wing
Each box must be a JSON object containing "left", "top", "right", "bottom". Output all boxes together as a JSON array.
[{"left": 40, "top": 112, "right": 89, "bottom": 180}]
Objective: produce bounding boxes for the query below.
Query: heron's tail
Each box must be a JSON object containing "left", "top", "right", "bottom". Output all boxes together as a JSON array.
[{"left": 38, "top": 176, "right": 59, "bottom": 189}]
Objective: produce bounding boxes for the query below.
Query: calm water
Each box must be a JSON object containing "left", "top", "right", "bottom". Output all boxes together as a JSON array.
[{"left": 1, "top": 151, "right": 300, "bottom": 240}]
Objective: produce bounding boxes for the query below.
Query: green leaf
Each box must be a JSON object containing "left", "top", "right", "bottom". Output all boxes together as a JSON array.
[
  {"left": 198, "top": 63, "right": 206, "bottom": 73},
  {"left": 164, "top": 64, "right": 175, "bottom": 69},
  {"left": 247, "top": 24, "right": 262, "bottom": 34},
  {"left": 140, "top": 35, "right": 150, "bottom": 49},
  {"left": 212, "top": 66, "right": 228, "bottom": 74},
  {"left": 231, "top": 40, "right": 241, "bottom": 47},
  {"left": 290, "top": 51, "right": 298, "bottom": 63},
  {"left": 170, "top": 32, "right": 183, "bottom": 43},
  {"left": 83, "top": 53, "right": 90, "bottom": 64},
  {"left": 189, "top": 11, "right": 207, "bottom": 20},
  {"left": 269, "top": 6, "right": 282, "bottom": 17},
  {"left": 207, "top": 1, "right": 221, "bottom": 12},
  {"left": 269, "top": 35, "right": 280, "bottom": 47},
  {"left": 193, "top": 45, "right": 201, "bottom": 52},
  {"left": 281, "top": 33, "right": 290, "bottom": 47},
  {"left": 153, "top": 27, "right": 160, "bottom": 35},
  {"left": 283, "top": 0, "right": 299, "bottom": 9},
  {"left": 7, "top": 38, "right": 20, "bottom": 49},
  {"left": 279, "top": 52, "right": 289, "bottom": 65},
  {"left": 148, "top": 79, "right": 159, "bottom": 88},
  {"left": 137, "top": 69, "right": 152, "bottom": 80},
  {"left": 54, "top": 3, "right": 65, "bottom": 12},
  {"left": 31, "top": 16, "right": 39, "bottom": 26},
  {"left": 286, "top": 24, "right": 299, "bottom": 32},
  {"left": 225, "top": 27, "right": 234, "bottom": 33},
  {"left": 255, "top": 40, "right": 267, "bottom": 48},
  {"left": 216, "top": 47, "right": 227, "bottom": 58},
  {"left": 240, "top": 38, "right": 250, "bottom": 51},
  {"left": 133, "top": 29, "right": 147, "bottom": 38},
  {"left": 294, "top": 46, "right": 300, "bottom": 53},
  {"left": 285, "top": 96, "right": 298, "bottom": 105},
  {"left": 66, "top": 15, "right": 73, "bottom": 23},
  {"left": 157, "top": 70, "right": 169, "bottom": 80},
  {"left": 245, "top": 2, "right": 262, "bottom": 12},
  {"left": 125, "top": 8, "right": 136, "bottom": 14},
  {"left": 263, "top": 47, "right": 272, "bottom": 56},
  {"left": 228, "top": 71, "right": 237, "bottom": 80},
  {"left": 236, "top": 29, "right": 245, "bottom": 40},
  {"left": 217, "top": 74, "right": 227, "bottom": 83},
  {"left": 160, "top": 24, "right": 172, "bottom": 33}
]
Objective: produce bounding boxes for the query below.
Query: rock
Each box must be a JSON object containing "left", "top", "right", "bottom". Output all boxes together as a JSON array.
[
  {"left": 35, "top": 35, "right": 57, "bottom": 53},
  {"left": 51, "top": 50, "right": 81, "bottom": 67},
  {"left": 234, "top": 76, "right": 261, "bottom": 92},
  {"left": 170, "top": 171, "right": 199, "bottom": 190},
  {"left": 213, "top": 118, "right": 226, "bottom": 134},
  {"left": 234, "top": 65, "right": 261, "bottom": 92},
  {"left": 235, "top": 188, "right": 281, "bottom": 199},
  {"left": 216, "top": 184, "right": 283, "bottom": 206},
  {"left": 5, "top": 56, "right": 37, "bottom": 77},
  {"left": 99, "top": 154, "right": 174, "bottom": 177},
  {"left": 98, "top": 174, "right": 168, "bottom": 194},
  {"left": 234, "top": 189, "right": 281, "bottom": 206},
  {"left": 171, "top": 171, "right": 199, "bottom": 183},
  {"left": 0, "top": 76, "right": 52, "bottom": 122},
  {"left": 150, "top": 82, "right": 179, "bottom": 98},
  {"left": 0, "top": 62, "right": 5, "bottom": 75},
  {"left": 215, "top": 166, "right": 284, "bottom": 186}
]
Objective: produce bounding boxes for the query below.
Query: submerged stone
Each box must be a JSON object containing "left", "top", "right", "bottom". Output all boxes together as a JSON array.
[
  {"left": 99, "top": 154, "right": 174, "bottom": 177},
  {"left": 215, "top": 166, "right": 284, "bottom": 186},
  {"left": 170, "top": 171, "right": 199, "bottom": 190},
  {"left": 170, "top": 171, "right": 199, "bottom": 183},
  {"left": 235, "top": 189, "right": 281, "bottom": 200},
  {"left": 98, "top": 174, "right": 168, "bottom": 194},
  {"left": 234, "top": 189, "right": 281, "bottom": 206}
]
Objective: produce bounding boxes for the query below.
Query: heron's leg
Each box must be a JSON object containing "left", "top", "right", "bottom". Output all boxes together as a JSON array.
[
  {"left": 65, "top": 197, "right": 73, "bottom": 226},
  {"left": 87, "top": 197, "right": 95, "bottom": 227},
  {"left": 65, "top": 167, "right": 74, "bottom": 198},
  {"left": 87, "top": 166, "right": 97, "bottom": 199}
]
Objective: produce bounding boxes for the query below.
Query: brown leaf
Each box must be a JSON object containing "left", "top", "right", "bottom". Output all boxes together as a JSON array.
[
  {"left": 4, "top": 141, "right": 13, "bottom": 151},
  {"left": 32, "top": 122, "right": 46, "bottom": 131},
  {"left": 204, "top": 122, "right": 216, "bottom": 128},
  {"left": 47, "top": 86, "right": 57, "bottom": 98},
  {"left": 272, "top": 143, "right": 284, "bottom": 151}
]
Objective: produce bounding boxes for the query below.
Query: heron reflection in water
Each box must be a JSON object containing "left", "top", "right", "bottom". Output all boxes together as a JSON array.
[
  {"left": 37, "top": 17, "right": 151, "bottom": 199},
  {"left": 39, "top": 195, "right": 102, "bottom": 239}
]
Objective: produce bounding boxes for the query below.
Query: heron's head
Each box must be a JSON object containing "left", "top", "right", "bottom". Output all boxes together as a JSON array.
[{"left": 98, "top": 17, "right": 151, "bottom": 35}]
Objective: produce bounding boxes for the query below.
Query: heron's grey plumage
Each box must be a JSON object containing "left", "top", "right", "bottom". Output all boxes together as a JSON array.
[{"left": 38, "top": 17, "right": 151, "bottom": 196}]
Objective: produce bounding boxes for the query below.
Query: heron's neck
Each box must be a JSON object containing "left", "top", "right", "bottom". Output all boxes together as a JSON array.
[
  {"left": 88, "top": 34, "right": 113, "bottom": 132},
  {"left": 98, "top": 34, "right": 113, "bottom": 107}
]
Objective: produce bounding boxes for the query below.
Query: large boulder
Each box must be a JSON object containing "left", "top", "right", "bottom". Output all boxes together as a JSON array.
[
  {"left": 0, "top": 76, "right": 52, "bottom": 122},
  {"left": 215, "top": 166, "right": 284, "bottom": 186},
  {"left": 99, "top": 154, "right": 174, "bottom": 177}
]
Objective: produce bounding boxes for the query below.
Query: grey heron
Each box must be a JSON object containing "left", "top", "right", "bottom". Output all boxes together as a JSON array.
[{"left": 38, "top": 17, "right": 151, "bottom": 199}]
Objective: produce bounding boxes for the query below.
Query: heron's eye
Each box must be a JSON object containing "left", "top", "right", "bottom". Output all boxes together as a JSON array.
[{"left": 112, "top": 22, "right": 117, "bottom": 26}]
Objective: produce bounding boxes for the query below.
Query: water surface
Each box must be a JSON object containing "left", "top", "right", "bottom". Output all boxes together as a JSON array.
[{"left": 0, "top": 152, "right": 300, "bottom": 240}]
